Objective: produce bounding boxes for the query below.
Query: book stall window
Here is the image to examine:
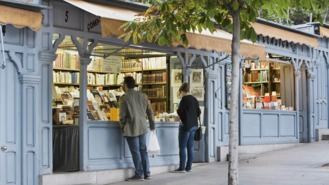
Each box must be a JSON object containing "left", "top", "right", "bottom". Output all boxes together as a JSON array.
[
  {"left": 52, "top": 38, "right": 182, "bottom": 125},
  {"left": 242, "top": 60, "right": 295, "bottom": 111}
]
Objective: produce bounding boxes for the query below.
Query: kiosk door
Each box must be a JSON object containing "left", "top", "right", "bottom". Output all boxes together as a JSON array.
[
  {"left": 0, "top": 60, "right": 21, "bottom": 185},
  {"left": 299, "top": 65, "right": 309, "bottom": 142}
]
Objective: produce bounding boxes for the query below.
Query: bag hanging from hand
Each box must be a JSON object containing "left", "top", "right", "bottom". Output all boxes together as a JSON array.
[
  {"left": 147, "top": 131, "right": 160, "bottom": 153},
  {"left": 194, "top": 118, "right": 202, "bottom": 141},
  {"left": 194, "top": 127, "right": 202, "bottom": 141}
]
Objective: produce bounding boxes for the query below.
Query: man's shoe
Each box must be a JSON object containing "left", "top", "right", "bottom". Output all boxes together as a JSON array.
[
  {"left": 172, "top": 168, "right": 186, "bottom": 173},
  {"left": 144, "top": 175, "right": 151, "bottom": 180},
  {"left": 126, "top": 175, "right": 144, "bottom": 181},
  {"left": 185, "top": 169, "right": 192, "bottom": 172}
]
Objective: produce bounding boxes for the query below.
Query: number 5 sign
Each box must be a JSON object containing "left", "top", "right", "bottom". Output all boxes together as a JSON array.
[{"left": 53, "top": 2, "right": 83, "bottom": 30}]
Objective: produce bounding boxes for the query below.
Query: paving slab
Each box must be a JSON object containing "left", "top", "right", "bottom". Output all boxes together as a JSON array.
[{"left": 107, "top": 142, "right": 329, "bottom": 185}]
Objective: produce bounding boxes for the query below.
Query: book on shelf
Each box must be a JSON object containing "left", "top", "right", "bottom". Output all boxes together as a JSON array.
[
  {"left": 88, "top": 57, "right": 104, "bottom": 72},
  {"left": 52, "top": 85, "right": 80, "bottom": 125},
  {"left": 249, "top": 61, "right": 269, "bottom": 70},
  {"left": 117, "top": 73, "right": 125, "bottom": 85},
  {"left": 151, "top": 102, "right": 167, "bottom": 114},
  {"left": 105, "top": 74, "right": 117, "bottom": 85},
  {"left": 143, "top": 86, "right": 166, "bottom": 98},
  {"left": 143, "top": 72, "right": 167, "bottom": 84},
  {"left": 54, "top": 50, "right": 80, "bottom": 70},
  {"left": 121, "top": 59, "right": 142, "bottom": 71},
  {"left": 259, "top": 71, "right": 268, "bottom": 82},
  {"left": 53, "top": 71, "right": 80, "bottom": 84},
  {"left": 142, "top": 57, "right": 166, "bottom": 70},
  {"left": 271, "top": 62, "right": 281, "bottom": 69},
  {"left": 245, "top": 70, "right": 268, "bottom": 83},
  {"left": 104, "top": 56, "right": 122, "bottom": 73}
]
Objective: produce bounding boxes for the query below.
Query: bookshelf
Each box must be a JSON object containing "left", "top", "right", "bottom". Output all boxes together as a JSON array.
[
  {"left": 121, "top": 57, "right": 169, "bottom": 115},
  {"left": 52, "top": 49, "right": 170, "bottom": 124},
  {"left": 243, "top": 61, "right": 283, "bottom": 109}
]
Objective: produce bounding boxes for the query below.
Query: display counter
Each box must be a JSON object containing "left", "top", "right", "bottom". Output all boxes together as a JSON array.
[
  {"left": 241, "top": 109, "right": 298, "bottom": 145},
  {"left": 84, "top": 121, "right": 180, "bottom": 171}
]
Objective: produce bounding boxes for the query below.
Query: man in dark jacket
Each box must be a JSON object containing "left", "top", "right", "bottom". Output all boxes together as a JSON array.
[
  {"left": 176, "top": 83, "right": 201, "bottom": 172},
  {"left": 120, "top": 76, "right": 155, "bottom": 180}
]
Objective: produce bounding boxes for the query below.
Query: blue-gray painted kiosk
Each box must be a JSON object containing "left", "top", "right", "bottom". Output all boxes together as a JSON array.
[
  {"left": 1, "top": 1, "right": 329, "bottom": 185},
  {"left": 42, "top": 0, "right": 182, "bottom": 174}
]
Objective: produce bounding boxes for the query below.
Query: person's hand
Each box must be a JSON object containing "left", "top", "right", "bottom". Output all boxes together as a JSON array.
[
  {"left": 150, "top": 125, "right": 155, "bottom": 131},
  {"left": 120, "top": 124, "right": 125, "bottom": 132}
]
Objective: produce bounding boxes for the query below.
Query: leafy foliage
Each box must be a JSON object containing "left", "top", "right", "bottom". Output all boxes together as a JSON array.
[
  {"left": 121, "top": 0, "right": 327, "bottom": 46},
  {"left": 262, "top": 0, "right": 328, "bottom": 25}
]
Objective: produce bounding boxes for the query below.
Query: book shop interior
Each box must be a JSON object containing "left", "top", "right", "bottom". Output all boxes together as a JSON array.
[
  {"left": 52, "top": 38, "right": 186, "bottom": 125},
  {"left": 51, "top": 36, "right": 197, "bottom": 172},
  {"left": 242, "top": 58, "right": 295, "bottom": 111}
]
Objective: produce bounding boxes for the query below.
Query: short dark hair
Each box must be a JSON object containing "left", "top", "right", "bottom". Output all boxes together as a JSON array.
[
  {"left": 123, "top": 76, "right": 136, "bottom": 89},
  {"left": 179, "top": 83, "right": 189, "bottom": 93}
]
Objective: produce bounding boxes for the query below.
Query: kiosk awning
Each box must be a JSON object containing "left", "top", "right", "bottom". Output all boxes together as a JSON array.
[
  {"left": 183, "top": 30, "right": 267, "bottom": 60},
  {"left": 64, "top": 0, "right": 266, "bottom": 59},
  {"left": 64, "top": 0, "right": 138, "bottom": 37},
  {"left": 0, "top": 5, "right": 43, "bottom": 31},
  {"left": 251, "top": 22, "right": 319, "bottom": 48},
  {"left": 320, "top": 26, "right": 329, "bottom": 38}
]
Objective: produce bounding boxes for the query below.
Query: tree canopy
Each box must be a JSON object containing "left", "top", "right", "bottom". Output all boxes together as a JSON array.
[{"left": 122, "top": 0, "right": 327, "bottom": 46}]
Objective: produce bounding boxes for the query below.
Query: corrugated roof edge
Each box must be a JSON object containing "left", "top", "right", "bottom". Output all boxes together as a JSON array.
[
  {"left": 88, "top": 0, "right": 148, "bottom": 12},
  {"left": 0, "top": 0, "right": 48, "bottom": 10},
  {"left": 323, "top": 24, "right": 329, "bottom": 28},
  {"left": 256, "top": 18, "right": 320, "bottom": 39}
]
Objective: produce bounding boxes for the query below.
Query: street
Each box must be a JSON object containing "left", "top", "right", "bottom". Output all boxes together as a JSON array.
[{"left": 109, "top": 142, "right": 329, "bottom": 185}]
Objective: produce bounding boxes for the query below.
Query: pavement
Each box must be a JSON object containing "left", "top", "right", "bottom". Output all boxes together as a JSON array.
[{"left": 108, "top": 142, "right": 329, "bottom": 185}]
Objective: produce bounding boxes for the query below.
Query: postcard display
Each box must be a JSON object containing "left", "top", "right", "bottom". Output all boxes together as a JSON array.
[
  {"left": 52, "top": 49, "right": 172, "bottom": 125},
  {"left": 171, "top": 68, "right": 204, "bottom": 111},
  {"left": 190, "top": 69, "right": 204, "bottom": 101}
]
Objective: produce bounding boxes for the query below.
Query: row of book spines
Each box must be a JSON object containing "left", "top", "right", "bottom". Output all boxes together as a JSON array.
[
  {"left": 246, "top": 71, "right": 268, "bottom": 82},
  {"left": 142, "top": 73, "right": 167, "bottom": 83},
  {"left": 151, "top": 102, "right": 167, "bottom": 114},
  {"left": 54, "top": 52, "right": 114, "bottom": 71},
  {"left": 54, "top": 53, "right": 80, "bottom": 69},
  {"left": 143, "top": 87, "right": 166, "bottom": 98},
  {"left": 53, "top": 86, "right": 79, "bottom": 97},
  {"left": 53, "top": 71, "right": 143, "bottom": 85},
  {"left": 53, "top": 71, "right": 80, "bottom": 84},
  {"left": 271, "top": 63, "right": 281, "bottom": 69},
  {"left": 54, "top": 53, "right": 113, "bottom": 72},
  {"left": 142, "top": 58, "right": 166, "bottom": 70},
  {"left": 87, "top": 73, "right": 142, "bottom": 85},
  {"left": 54, "top": 58, "right": 166, "bottom": 72},
  {"left": 248, "top": 61, "right": 269, "bottom": 69},
  {"left": 54, "top": 70, "right": 167, "bottom": 85},
  {"left": 122, "top": 60, "right": 142, "bottom": 71},
  {"left": 121, "top": 59, "right": 167, "bottom": 71}
]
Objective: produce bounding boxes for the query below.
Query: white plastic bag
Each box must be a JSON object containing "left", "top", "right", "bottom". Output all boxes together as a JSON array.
[{"left": 147, "top": 131, "right": 160, "bottom": 153}]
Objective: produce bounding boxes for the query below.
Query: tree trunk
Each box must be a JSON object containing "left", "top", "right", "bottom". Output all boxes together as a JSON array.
[{"left": 228, "top": 10, "right": 240, "bottom": 185}]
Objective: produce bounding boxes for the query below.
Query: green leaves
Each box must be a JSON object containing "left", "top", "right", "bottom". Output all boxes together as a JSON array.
[
  {"left": 241, "top": 23, "right": 257, "bottom": 42},
  {"left": 232, "top": 1, "right": 240, "bottom": 11},
  {"left": 121, "top": 0, "right": 327, "bottom": 47},
  {"left": 261, "top": 0, "right": 327, "bottom": 24},
  {"left": 158, "top": 35, "right": 167, "bottom": 46}
]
